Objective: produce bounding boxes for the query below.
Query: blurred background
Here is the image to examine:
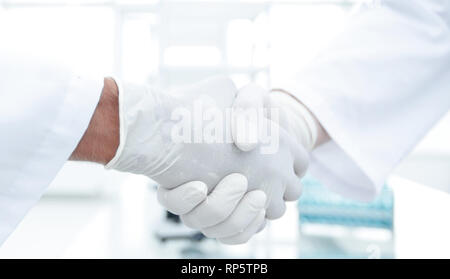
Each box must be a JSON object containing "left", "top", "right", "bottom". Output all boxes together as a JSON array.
[{"left": 0, "top": 0, "right": 449, "bottom": 258}]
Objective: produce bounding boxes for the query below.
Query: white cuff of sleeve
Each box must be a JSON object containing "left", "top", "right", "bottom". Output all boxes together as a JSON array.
[
  {"left": 0, "top": 74, "right": 103, "bottom": 245},
  {"left": 274, "top": 82, "right": 380, "bottom": 202}
]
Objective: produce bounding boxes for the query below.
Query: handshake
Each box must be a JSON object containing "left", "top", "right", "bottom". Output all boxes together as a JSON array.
[{"left": 105, "top": 76, "right": 319, "bottom": 244}]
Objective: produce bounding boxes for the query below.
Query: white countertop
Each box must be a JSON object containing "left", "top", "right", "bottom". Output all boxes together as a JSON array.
[{"left": 1, "top": 174, "right": 449, "bottom": 258}]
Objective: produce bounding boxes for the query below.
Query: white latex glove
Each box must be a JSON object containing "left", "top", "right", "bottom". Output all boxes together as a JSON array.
[
  {"left": 245, "top": 89, "right": 320, "bottom": 205},
  {"left": 105, "top": 77, "right": 308, "bottom": 242},
  {"left": 232, "top": 86, "right": 318, "bottom": 152},
  {"left": 155, "top": 83, "right": 311, "bottom": 245},
  {"left": 267, "top": 90, "right": 319, "bottom": 151},
  {"left": 231, "top": 84, "right": 312, "bottom": 201},
  {"left": 157, "top": 173, "right": 267, "bottom": 244}
]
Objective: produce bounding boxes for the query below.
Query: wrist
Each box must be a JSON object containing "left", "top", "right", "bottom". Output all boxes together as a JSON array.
[
  {"left": 269, "top": 89, "right": 330, "bottom": 150},
  {"left": 70, "top": 77, "right": 120, "bottom": 164}
]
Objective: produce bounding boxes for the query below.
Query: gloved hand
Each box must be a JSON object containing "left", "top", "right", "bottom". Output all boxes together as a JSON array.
[
  {"left": 157, "top": 173, "right": 267, "bottom": 244},
  {"left": 152, "top": 82, "right": 311, "bottom": 244},
  {"left": 105, "top": 77, "right": 309, "bottom": 243},
  {"left": 231, "top": 86, "right": 318, "bottom": 152},
  {"left": 228, "top": 84, "right": 316, "bottom": 201}
]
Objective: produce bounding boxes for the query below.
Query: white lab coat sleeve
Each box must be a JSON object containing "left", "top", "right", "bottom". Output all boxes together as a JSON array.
[
  {"left": 0, "top": 51, "right": 103, "bottom": 244},
  {"left": 278, "top": 0, "right": 450, "bottom": 201}
]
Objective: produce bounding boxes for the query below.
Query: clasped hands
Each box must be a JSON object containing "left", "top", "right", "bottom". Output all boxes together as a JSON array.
[{"left": 106, "top": 76, "right": 313, "bottom": 244}]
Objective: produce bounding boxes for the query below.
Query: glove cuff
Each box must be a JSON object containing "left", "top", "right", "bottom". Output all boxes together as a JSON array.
[
  {"left": 104, "top": 79, "right": 178, "bottom": 176},
  {"left": 269, "top": 90, "right": 318, "bottom": 150}
]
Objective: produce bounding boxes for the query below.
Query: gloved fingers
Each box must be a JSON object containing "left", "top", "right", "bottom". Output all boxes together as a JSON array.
[
  {"left": 181, "top": 173, "right": 248, "bottom": 229},
  {"left": 232, "top": 113, "right": 260, "bottom": 152},
  {"left": 288, "top": 136, "right": 310, "bottom": 178},
  {"left": 157, "top": 181, "right": 207, "bottom": 215},
  {"left": 256, "top": 218, "right": 267, "bottom": 234},
  {"left": 218, "top": 210, "right": 266, "bottom": 245},
  {"left": 232, "top": 84, "right": 268, "bottom": 152},
  {"left": 265, "top": 181, "right": 287, "bottom": 220},
  {"left": 283, "top": 175, "right": 303, "bottom": 202},
  {"left": 202, "top": 190, "right": 266, "bottom": 238},
  {"left": 266, "top": 200, "right": 286, "bottom": 220}
]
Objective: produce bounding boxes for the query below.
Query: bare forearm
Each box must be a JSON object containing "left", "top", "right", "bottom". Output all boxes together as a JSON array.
[{"left": 70, "top": 77, "right": 120, "bottom": 165}]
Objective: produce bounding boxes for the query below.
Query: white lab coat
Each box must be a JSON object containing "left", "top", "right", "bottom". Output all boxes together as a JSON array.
[
  {"left": 277, "top": 0, "right": 450, "bottom": 201},
  {"left": 0, "top": 50, "right": 103, "bottom": 244},
  {"left": 0, "top": 0, "right": 449, "bottom": 245}
]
